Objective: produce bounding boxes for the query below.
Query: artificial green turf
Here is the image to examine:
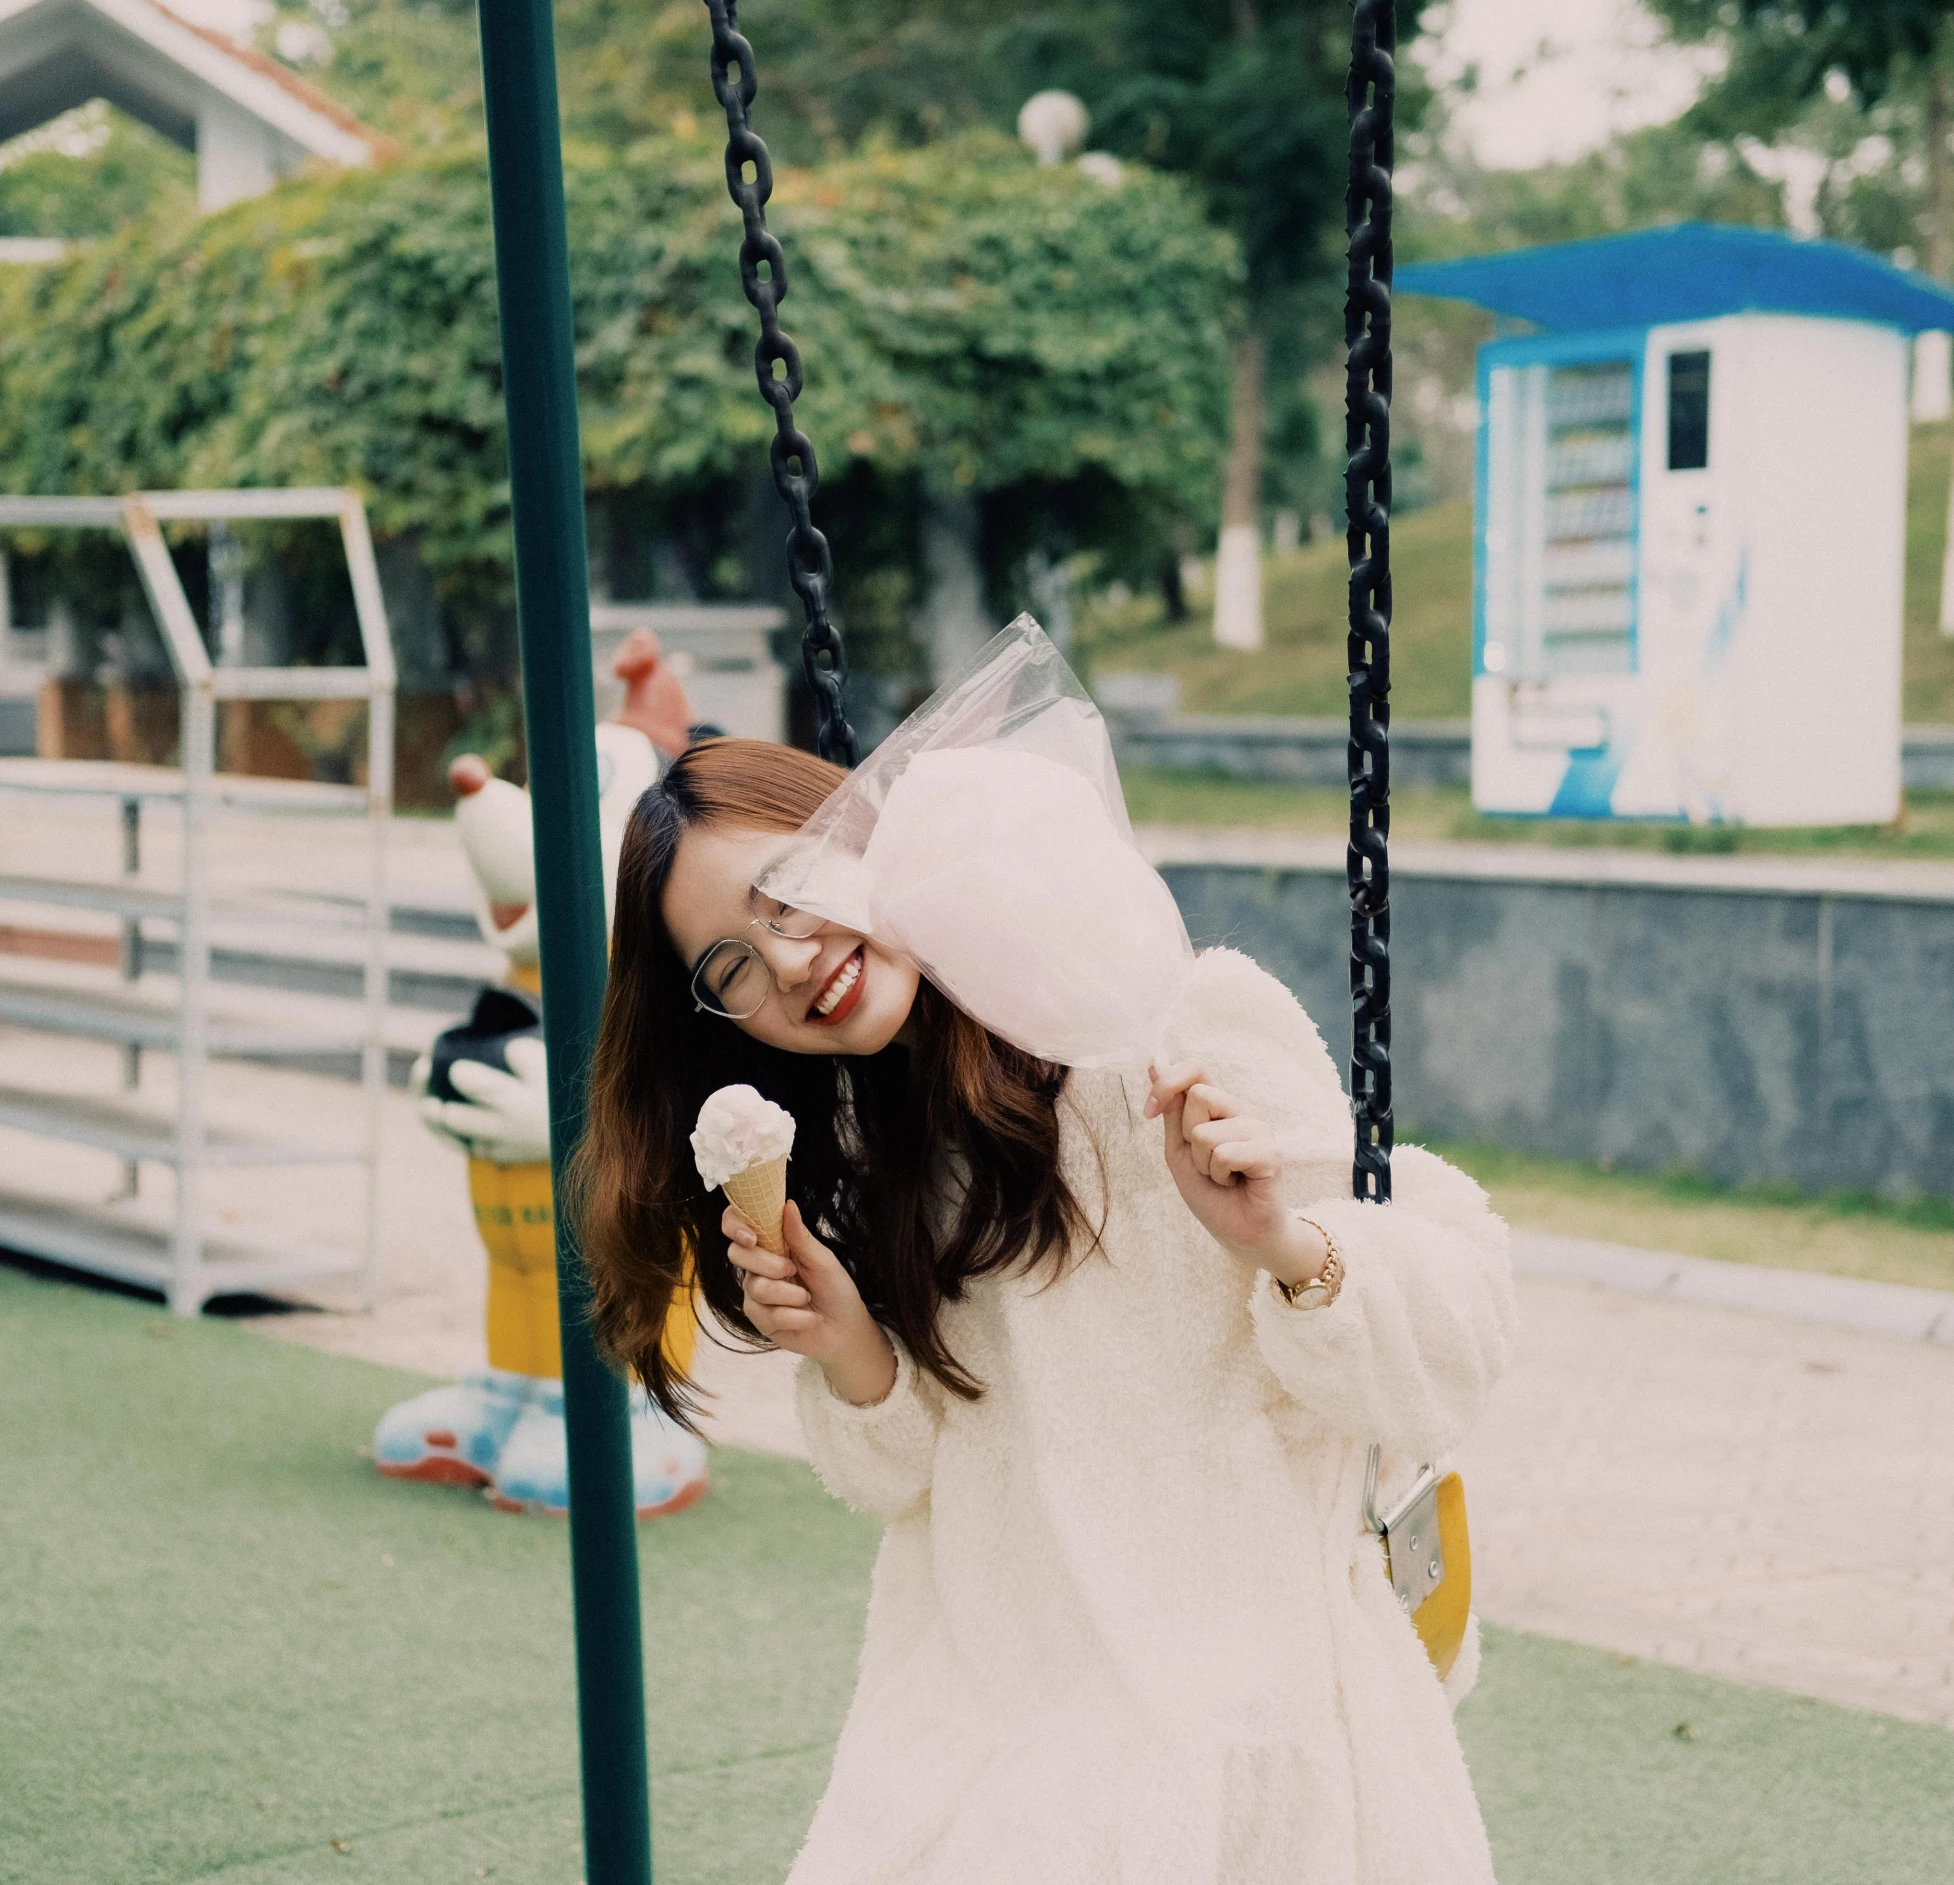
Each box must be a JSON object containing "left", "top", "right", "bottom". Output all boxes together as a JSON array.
[
  {"left": 0, "top": 1263, "right": 876, "bottom": 1885},
  {"left": 5, "top": 1259, "right": 1952, "bottom": 1884},
  {"left": 1460, "top": 1631, "right": 1954, "bottom": 1885}
]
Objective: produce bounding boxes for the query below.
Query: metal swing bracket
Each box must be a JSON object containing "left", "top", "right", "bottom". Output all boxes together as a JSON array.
[{"left": 1363, "top": 1444, "right": 1446, "bottom": 1612}]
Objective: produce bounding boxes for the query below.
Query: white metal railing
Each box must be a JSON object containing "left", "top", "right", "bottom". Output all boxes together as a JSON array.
[{"left": 0, "top": 489, "right": 394, "bottom": 1314}]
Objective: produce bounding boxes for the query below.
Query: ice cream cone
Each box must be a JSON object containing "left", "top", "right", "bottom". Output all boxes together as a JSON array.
[
  {"left": 720, "top": 1153, "right": 790, "bottom": 1255},
  {"left": 693, "top": 1084, "right": 796, "bottom": 1254}
]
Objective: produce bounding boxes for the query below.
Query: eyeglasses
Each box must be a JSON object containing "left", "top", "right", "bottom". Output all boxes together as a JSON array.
[{"left": 690, "top": 900, "right": 826, "bottom": 1020}]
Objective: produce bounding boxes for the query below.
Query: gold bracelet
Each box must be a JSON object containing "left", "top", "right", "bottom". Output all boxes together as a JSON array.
[{"left": 1275, "top": 1216, "right": 1343, "bottom": 1310}]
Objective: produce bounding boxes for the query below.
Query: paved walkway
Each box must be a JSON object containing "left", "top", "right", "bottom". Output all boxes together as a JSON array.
[
  {"left": 1462, "top": 1273, "right": 1954, "bottom": 1730},
  {"left": 4, "top": 1040, "right": 1950, "bottom": 1731}
]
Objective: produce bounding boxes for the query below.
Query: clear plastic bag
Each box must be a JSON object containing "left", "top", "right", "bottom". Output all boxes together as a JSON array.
[{"left": 756, "top": 615, "right": 1193, "bottom": 1068}]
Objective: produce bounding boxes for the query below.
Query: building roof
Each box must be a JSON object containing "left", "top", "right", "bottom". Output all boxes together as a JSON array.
[
  {"left": 1396, "top": 222, "right": 1954, "bottom": 336},
  {"left": 0, "top": 0, "right": 380, "bottom": 166}
]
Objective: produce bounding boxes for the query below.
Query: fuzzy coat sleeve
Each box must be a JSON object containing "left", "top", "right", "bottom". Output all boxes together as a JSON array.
[
  {"left": 794, "top": 1335, "right": 945, "bottom": 1521},
  {"left": 1162, "top": 948, "right": 1516, "bottom": 1459},
  {"left": 1249, "top": 1144, "right": 1514, "bottom": 1457}
]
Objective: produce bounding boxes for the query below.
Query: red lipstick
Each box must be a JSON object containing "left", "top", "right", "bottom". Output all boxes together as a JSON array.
[{"left": 808, "top": 945, "right": 867, "bottom": 1026}]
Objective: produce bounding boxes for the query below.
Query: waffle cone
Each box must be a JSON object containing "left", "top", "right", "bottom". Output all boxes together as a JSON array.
[{"left": 720, "top": 1154, "right": 789, "bottom": 1254}]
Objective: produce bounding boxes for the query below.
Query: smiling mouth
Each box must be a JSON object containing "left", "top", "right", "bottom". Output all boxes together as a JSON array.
[{"left": 809, "top": 945, "right": 865, "bottom": 1024}]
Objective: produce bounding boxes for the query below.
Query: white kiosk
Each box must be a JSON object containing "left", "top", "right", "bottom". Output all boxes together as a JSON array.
[{"left": 1400, "top": 225, "right": 1954, "bottom": 825}]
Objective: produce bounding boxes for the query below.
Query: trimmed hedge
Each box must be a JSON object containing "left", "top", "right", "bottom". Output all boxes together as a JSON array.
[{"left": 0, "top": 133, "right": 1235, "bottom": 676}]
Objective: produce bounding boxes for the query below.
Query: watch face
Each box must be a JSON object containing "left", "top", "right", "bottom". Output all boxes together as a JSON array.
[{"left": 1295, "top": 1280, "right": 1330, "bottom": 1308}]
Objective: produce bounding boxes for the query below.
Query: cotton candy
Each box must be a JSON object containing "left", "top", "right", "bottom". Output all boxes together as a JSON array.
[
  {"left": 865, "top": 746, "right": 1189, "bottom": 1066},
  {"left": 758, "top": 617, "right": 1192, "bottom": 1068}
]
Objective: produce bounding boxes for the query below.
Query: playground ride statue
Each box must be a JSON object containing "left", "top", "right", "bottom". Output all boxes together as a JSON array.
[{"left": 373, "top": 632, "right": 711, "bottom": 1516}]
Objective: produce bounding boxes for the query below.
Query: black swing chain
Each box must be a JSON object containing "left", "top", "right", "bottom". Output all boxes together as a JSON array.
[
  {"left": 703, "top": 0, "right": 859, "bottom": 767},
  {"left": 706, "top": 1, "right": 1389, "bottom": 1147},
  {"left": 1346, "top": 0, "right": 1395, "bottom": 1204}
]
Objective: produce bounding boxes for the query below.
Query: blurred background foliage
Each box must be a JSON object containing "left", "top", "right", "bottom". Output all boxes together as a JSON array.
[
  {"left": 0, "top": 101, "right": 196, "bottom": 238},
  {"left": 0, "top": 0, "right": 1382, "bottom": 698},
  {"left": 10, "top": 0, "right": 1954, "bottom": 698},
  {"left": 0, "top": 128, "right": 1232, "bottom": 688}
]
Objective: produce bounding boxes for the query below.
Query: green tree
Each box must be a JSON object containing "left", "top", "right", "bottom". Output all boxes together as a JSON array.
[
  {"left": 319, "top": 0, "right": 1421, "bottom": 632},
  {"left": 0, "top": 134, "right": 1233, "bottom": 687},
  {"left": 0, "top": 103, "right": 195, "bottom": 238},
  {"left": 1653, "top": 1, "right": 1954, "bottom": 273},
  {"left": 12, "top": 0, "right": 1357, "bottom": 685},
  {"left": 977, "top": 3, "right": 1435, "bottom": 645}
]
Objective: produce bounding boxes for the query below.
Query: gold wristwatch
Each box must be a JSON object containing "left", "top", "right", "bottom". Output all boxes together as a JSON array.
[{"left": 1275, "top": 1216, "right": 1344, "bottom": 1310}]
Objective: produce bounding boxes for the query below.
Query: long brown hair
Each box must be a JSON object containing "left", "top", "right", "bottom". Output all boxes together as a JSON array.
[{"left": 569, "top": 737, "right": 1097, "bottom": 1427}]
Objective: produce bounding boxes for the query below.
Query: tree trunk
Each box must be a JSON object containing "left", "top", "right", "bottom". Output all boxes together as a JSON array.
[
  {"left": 1159, "top": 552, "right": 1187, "bottom": 622},
  {"left": 1931, "top": 62, "right": 1950, "bottom": 281},
  {"left": 1025, "top": 546, "right": 1074, "bottom": 655},
  {"left": 1920, "top": 58, "right": 1953, "bottom": 425},
  {"left": 1930, "top": 49, "right": 1954, "bottom": 636},
  {"left": 1212, "top": 327, "right": 1265, "bottom": 651},
  {"left": 920, "top": 487, "right": 991, "bottom": 684}
]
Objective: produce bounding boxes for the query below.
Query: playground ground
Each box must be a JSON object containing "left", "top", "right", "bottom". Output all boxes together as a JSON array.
[
  {"left": 2, "top": 853, "right": 1952, "bottom": 1880},
  {"left": 6, "top": 1256, "right": 1954, "bottom": 1885},
  {"left": 7, "top": 1210, "right": 1954, "bottom": 1882}
]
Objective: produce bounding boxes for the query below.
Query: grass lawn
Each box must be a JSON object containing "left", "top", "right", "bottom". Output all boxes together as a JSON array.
[
  {"left": 1427, "top": 1136, "right": 1954, "bottom": 1295},
  {"left": 1902, "top": 420, "right": 1954, "bottom": 725},
  {"left": 1086, "top": 419, "right": 1954, "bottom": 726},
  {"left": 1083, "top": 499, "right": 1480, "bottom": 721},
  {"left": 7, "top": 1261, "right": 1954, "bottom": 1884}
]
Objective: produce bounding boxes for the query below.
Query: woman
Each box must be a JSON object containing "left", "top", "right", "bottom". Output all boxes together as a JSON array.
[{"left": 572, "top": 736, "right": 1514, "bottom": 1885}]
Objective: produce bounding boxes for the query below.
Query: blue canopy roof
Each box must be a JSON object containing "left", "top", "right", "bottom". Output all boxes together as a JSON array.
[{"left": 1395, "top": 223, "right": 1954, "bottom": 335}]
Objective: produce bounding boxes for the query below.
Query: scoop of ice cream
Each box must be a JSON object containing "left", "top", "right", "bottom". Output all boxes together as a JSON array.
[{"left": 690, "top": 1084, "right": 797, "bottom": 1190}]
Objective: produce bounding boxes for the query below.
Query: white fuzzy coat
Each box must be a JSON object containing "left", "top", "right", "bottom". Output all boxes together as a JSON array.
[{"left": 787, "top": 948, "right": 1515, "bottom": 1885}]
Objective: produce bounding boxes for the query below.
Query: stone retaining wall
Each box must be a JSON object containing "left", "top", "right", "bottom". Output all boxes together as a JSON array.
[
  {"left": 1150, "top": 836, "right": 1954, "bottom": 1199},
  {"left": 1113, "top": 714, "right": 1954, "bottom": 793}
]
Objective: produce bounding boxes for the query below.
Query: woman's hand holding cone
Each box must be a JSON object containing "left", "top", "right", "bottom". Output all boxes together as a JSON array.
[{"left": 723, "top": 1199, "right": 897, "bottom": 1406}]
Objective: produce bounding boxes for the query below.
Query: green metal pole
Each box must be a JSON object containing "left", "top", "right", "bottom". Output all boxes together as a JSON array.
[{"left": 475, "top": 6, "right": 654, "bottom": 1881}]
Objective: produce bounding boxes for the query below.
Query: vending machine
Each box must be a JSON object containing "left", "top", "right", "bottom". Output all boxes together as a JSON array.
[
  {"left": 1472, "top": 314, "right": 1909, "bottom": 824},
  {"left": 1401, "top": 226, "right": 1954, "bottom": 827}
]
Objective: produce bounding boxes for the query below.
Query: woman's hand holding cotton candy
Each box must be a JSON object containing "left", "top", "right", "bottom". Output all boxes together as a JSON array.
[
  {"left": 725, "top": 1199, "right": 896, "bottom": 1406},
  {"left": 1145, "top": 1061, "right": 1329, "bottom": 1290}
]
